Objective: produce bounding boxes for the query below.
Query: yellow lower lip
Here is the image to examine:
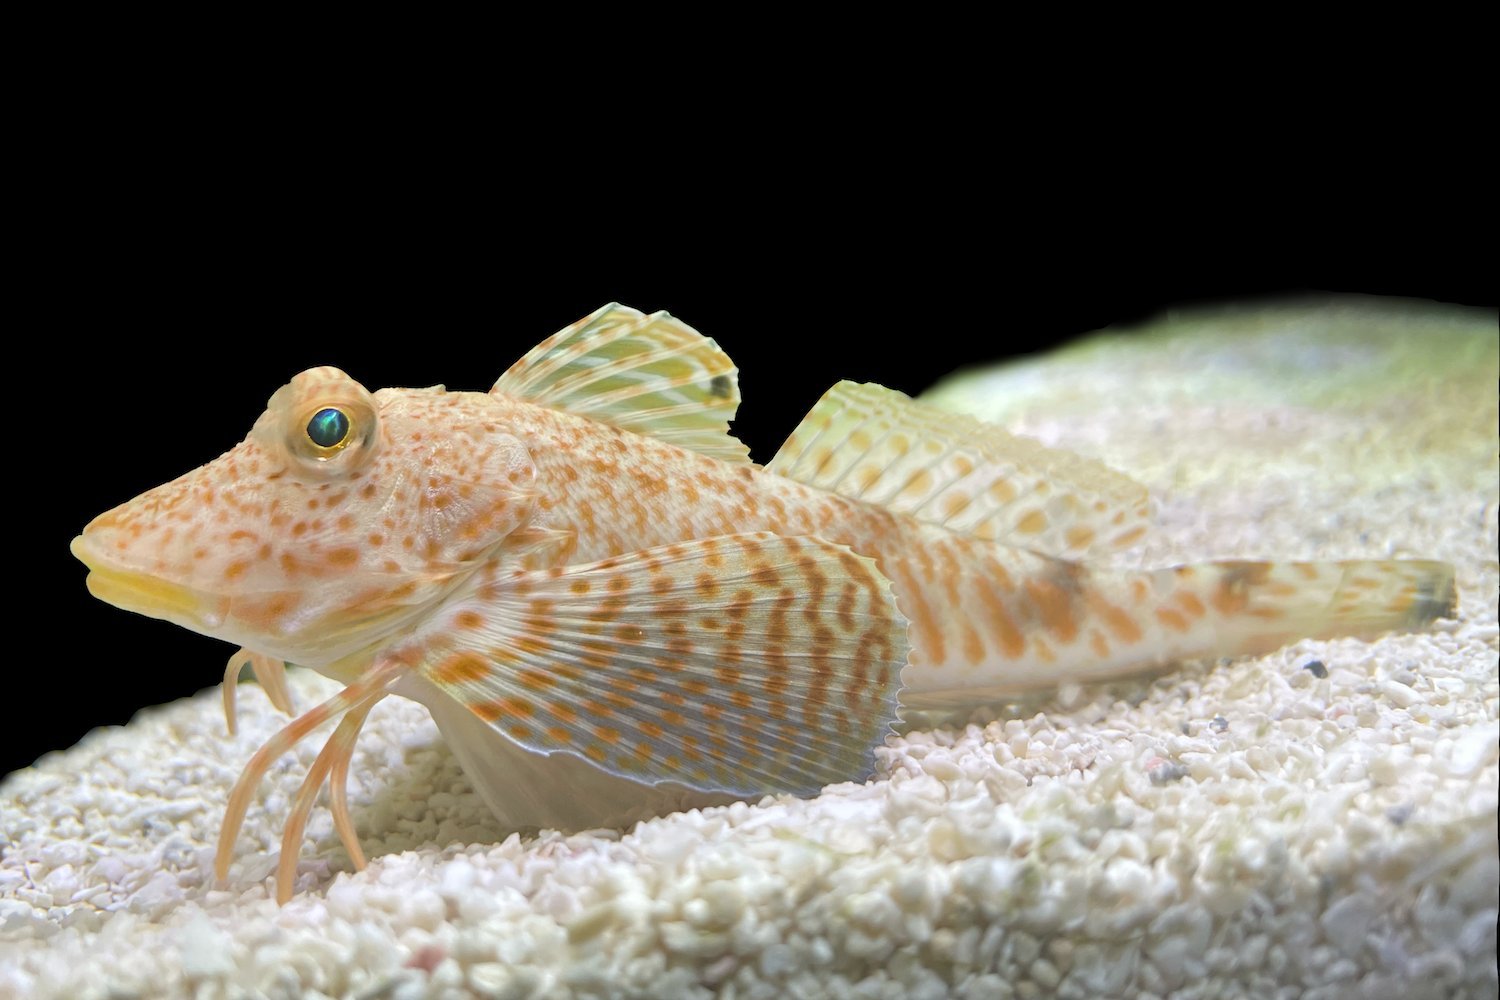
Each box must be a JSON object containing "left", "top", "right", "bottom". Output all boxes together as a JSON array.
[{"left": 71, "top": 535, "right": 220, "bottom": 627}]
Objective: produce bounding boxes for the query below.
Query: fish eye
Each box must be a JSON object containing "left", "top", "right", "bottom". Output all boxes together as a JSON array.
[{"left": 306, "top": 407, "right": 351, "bottom": 451}]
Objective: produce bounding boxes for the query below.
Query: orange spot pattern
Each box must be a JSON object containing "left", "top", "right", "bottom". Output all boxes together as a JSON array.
[{"left": 419, "top": 529, "right": 907, "bottom": 794}]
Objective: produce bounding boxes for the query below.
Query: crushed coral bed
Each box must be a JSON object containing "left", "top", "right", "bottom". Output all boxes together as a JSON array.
[{"left": 4, "top": 296, "right": 1496, "bottom": 1000}]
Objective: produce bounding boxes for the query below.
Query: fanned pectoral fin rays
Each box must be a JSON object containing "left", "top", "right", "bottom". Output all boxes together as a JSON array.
[
  {"left": 327, "top": 703, "right": 374, "bottom": 872},
  {"left": 273, "top": 698, "right": 380, "bottom": 904},
  {"left": 213, "top": 534, "right": 912, "bottom": 903},
  {"left": 215, "top": 659, "right": 403, "bottom": 903},
  {"left": 414, "top": 532, "right": 912, "bottom": 797}
]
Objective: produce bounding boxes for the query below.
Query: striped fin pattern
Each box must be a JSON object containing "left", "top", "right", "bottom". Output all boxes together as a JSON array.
[
  {"left": 1176, "top": 556, "right": 1459, "bottom": 656},
  {"left": 413, "top": 533, "right": 910, "bottom": 795},
  {"left": 492, "top": 303, "right": 751, "bottom": 463},
  {"left": 769, "top": 381, "right": 1151, "bottom": 558}
]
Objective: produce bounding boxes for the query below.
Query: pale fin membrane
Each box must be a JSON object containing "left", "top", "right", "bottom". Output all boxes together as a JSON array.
[
  {"left": 414, "top": 532, "right": 910, "bottom": 796},
  {"left": 405, "top": 672, "right": 742, "bottom": 833},
  {"left": 768, "top": 381, "right": 1151, "bottom": 559},
  {"left": 492, "top": 303, "right": 751, "bottom": 463}
]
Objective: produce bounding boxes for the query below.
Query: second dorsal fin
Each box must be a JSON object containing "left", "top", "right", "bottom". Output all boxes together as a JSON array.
[
  {"left": 768, "top": 381, "right": 1150, "bottom": 559},
  {"left": 493, "top": 303, "right": 751, "bottom": 464}
]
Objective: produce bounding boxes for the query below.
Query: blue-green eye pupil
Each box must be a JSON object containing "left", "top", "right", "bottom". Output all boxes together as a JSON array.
[{"left": 307, "top": 408, "right": 350, "bottom": 449}]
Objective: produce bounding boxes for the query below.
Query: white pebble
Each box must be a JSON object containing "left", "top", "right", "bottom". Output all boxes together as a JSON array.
[
  {"left": 175, "top": 913, "right": 236, "bottom": 978},
  {"left": 466, "top": 962, "right": 517, "bottom": 997},
  {"left": 1030, "top": 958, "right": 1061, "bottom": 990},
  {"left": 1320, "top": 893, "right": 1375, "bottom": 956},
  {"left": 758, "top": 942, "right": 796, "bottom": 979},
  {"left": 438, "top": 859, "right": 476, "bottom": 896},
  {"left": 660, "top": 921, "right": 729, "bottom": 958},
  {"left": 401, "top": 889, "right": 447, "bottom": 930},
  {"left": 1436, "top": 724, "right": 1499, "bottom": 778},
  {"left": 1382, "top": 680, "right": 1422, "bottom": 709}
]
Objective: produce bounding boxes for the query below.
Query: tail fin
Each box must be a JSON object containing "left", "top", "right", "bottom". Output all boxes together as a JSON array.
[
  {"left": 1154, "top": 557, "right": 1457, "bottom": 660},
  {"left": 897, "top": 551, "right": 1457, "bottom": 712}
]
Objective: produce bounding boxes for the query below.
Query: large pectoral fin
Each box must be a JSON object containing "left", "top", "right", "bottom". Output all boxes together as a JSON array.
[{"left": 412, "top": 533, "right": 911, "bottom": 796}]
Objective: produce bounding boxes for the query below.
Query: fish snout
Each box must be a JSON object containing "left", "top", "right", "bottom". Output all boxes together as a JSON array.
[{"left": 70, "top": 529, "right": 227, "bottom": 631}]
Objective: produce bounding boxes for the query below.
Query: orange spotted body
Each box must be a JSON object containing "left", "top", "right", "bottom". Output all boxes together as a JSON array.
[
  {"left": 510, "top": 398, "right": 1097, "bottom": 693},
  {"left": 504, "top": 392, "right": 1450, "bottom": 704},
  {"left": 71, "top": 303, "right": 1458, "bottom": 903}
]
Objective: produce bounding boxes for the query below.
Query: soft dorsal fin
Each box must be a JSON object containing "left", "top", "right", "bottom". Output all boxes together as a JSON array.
[
  {"left": 768, "top": 381, "right": 1150, "bottom": 559},
  {"left": 493, "top": 303, "right": 751, "bottom": 464}
]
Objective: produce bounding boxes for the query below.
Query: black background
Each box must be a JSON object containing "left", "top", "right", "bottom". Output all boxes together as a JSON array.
[{"left": 12, "top": 83, "right": 1495, "bottom": 779}]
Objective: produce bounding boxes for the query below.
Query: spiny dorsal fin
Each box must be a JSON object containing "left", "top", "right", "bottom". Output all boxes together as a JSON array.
[
  {"left": 414, "top": 532, "right": 909, "bottom": 795},
  {"left": 768, "top": 381, "right": 1151, "bottom": 559},
  {"left": 493, "top": 303, "right": 751, "bottom": 464}
]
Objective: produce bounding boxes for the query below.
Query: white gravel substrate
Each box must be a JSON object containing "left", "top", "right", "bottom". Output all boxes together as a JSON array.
[{"left": 4, "top": 296, "right": 1496, "bottom": 999}]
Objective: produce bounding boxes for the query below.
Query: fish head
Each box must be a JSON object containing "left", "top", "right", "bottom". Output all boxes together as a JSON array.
[{"left": 72, "top": 366, "right": 536, "bottom": 665}]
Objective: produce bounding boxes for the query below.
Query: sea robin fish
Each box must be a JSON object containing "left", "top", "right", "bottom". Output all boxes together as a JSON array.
[{"left": 71, "top": 304, "right": 1458, "bottom": 903}]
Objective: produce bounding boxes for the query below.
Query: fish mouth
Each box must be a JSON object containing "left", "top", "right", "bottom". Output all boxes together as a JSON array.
[{"left": 70, "top": 534, "right": 227, "bottom": 632}]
